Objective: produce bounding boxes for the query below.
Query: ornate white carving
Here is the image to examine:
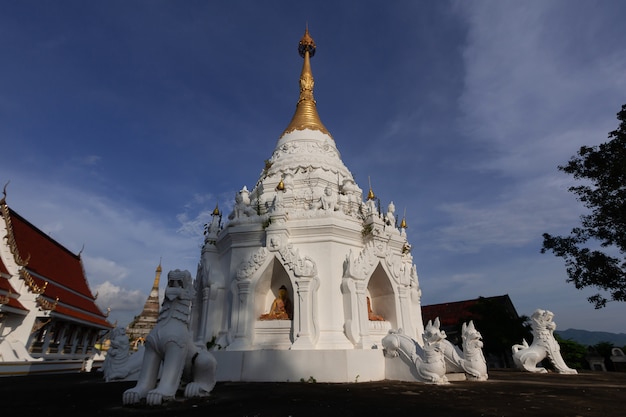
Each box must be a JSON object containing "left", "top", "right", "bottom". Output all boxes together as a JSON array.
[
  {"left": 236, "top": 248, "right": 269, "bottom": 281},
  {"left": 228, "top": 186, "right": 257, "bottom": 221},
  {"left": 278, "top": 243, "right": 316, "bottom": 277},
  {"left": 512, "top": 309, "right": 577, "bottom": 374}
]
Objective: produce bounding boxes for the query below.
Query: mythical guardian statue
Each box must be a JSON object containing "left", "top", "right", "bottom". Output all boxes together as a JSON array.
[
  {"left": 123, "top": 270, "right": 218, "bottom": 406},
  {"left": 512, "top": 308, "right": 577, "bottom": 374},
  {"left": 382, "top": 318, "right": 448, "bottom": 384},
  {"left": 102, "top": 326, "right": 143, "bottom": 382},
  {"left": 442, "top": 321, "right": 488, "bottom": 380}
]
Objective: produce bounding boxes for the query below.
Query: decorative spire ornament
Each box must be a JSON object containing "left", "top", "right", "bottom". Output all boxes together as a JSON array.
[
  {"left": 281, "top": 26, "right": 331, "bottom": 137},
  {"left": 367, "top": 176, "right": 376, "bottom": 200}
]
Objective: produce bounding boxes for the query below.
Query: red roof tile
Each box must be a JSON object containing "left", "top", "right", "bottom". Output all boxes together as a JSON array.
[
  {"left": 0, "top": 257, "right": 9, "bottom": 275},
  {"left": 7, "top": 208, "right": 111, "bottom": 328}
]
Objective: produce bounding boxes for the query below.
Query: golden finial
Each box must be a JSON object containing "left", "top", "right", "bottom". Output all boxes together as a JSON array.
[
  {"left": 367, "top": 176, "right": 375, "bottom": 200},
  {"left": 281, "top": 26, "right": 331, "bottom": 138},
  {"left": 1, "top": 181, "right": 9, "bottom": 205},
  {"left": 156, "top": 258, "right": 162, "bottom": 272},
  {"left": 400, "top": 208, "right": 407, "bottom": 228},
  {"left": 212, "top": 203, "right": 220, "bottom": 216},
  {"left": 276, "top": 177, "right": 285, "bottom": 191}
]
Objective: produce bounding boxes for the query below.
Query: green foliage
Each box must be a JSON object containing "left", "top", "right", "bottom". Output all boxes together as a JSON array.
[
  {"left": 553, "top": 333, "right": 588, "bottom": 370},
  {"left": 300, "top": 376, "right": 317, "bottom": 383},
  {"left": 592, "top": 341, "right": 615, "bottom": 359},
  {"left": 542, "top": 104, "right": 626, "bottom": 308}
]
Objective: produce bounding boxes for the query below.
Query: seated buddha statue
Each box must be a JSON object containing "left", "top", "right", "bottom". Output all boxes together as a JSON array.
[
  {"left": 367, "top": 297, "right": 384, "bottom": 321},
  {"left": 259, "top": 285, "right": 293, "bottom": 320}
]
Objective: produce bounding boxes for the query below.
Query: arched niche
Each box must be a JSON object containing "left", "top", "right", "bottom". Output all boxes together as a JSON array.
[
  {"left": 254, "top": 257, "right": 294, "bottom": 319},
  {"left": 252, "top": 256, "right": 294, "bottom": 349},
  {"left": 367, "top": 263, "right": 396, "bottom": 329}
]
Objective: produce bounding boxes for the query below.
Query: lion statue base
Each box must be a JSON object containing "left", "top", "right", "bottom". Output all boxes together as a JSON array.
[
  {"left": 123, "top": 270, "right": 218, "bottom": 406},
  {"left": 512, "top": 308, "right": 577, "bottom": 375}
]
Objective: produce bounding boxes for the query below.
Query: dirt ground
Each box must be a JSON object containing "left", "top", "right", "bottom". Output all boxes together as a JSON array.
[{"left": 2, "top": 369, "right": 625, "bottom": 417}]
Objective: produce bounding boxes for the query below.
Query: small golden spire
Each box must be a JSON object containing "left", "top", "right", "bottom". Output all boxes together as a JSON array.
[
  {"left": 367, "top": 176, "right": 375, "bottom": 200},
  {"left": 276, "top": 178, "right": 285, "bottom": 191},
  {"left": 212, "top": 203, "right": 220, "bottom": 216},
  {"left": 400, "top": 208, "right": 407, "bottom": 228},
  {"left": 281, "top": 27, "right": 331, "bottom": 138}
]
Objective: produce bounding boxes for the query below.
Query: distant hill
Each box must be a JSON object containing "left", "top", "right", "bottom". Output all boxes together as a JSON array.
[{"left": 556, "top": 329, "right": 626, "bottom": 347}]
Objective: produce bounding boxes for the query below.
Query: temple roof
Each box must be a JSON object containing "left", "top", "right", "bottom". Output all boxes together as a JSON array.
[
  {"left": 2, "top": 206, "right": 112, "bottom": 328},
  {"left": 421, "top": 295, "right": 519, "bottom": 329}
]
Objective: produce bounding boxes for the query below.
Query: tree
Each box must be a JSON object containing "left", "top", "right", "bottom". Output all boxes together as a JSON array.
[{"left": 542, "top": 104, "right": 626, "bottom": 308}]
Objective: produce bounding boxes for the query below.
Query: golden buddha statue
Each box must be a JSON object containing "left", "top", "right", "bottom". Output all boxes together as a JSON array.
[{"left": 260, "top": 285, "right": 293, "bottom": 320}]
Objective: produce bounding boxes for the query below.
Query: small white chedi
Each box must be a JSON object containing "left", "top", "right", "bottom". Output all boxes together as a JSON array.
[
  {"left": 192, "top": 28, "right": 425, "bottom": 382},
  {"left": 512, "top": 308, "right": 577, "bottom": 374}
]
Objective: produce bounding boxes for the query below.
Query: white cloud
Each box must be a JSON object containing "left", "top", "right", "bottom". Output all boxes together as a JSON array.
[
  {"left": 93, "top": 281, "right": 146, "bottom": 327},
  {"left": 83, "top": 255, "right": 130, "bottom": 283},
  {"left": 93, "top": 281, "right": 144, "bottom": 312}
]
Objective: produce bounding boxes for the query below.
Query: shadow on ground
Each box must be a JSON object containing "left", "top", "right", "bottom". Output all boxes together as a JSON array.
[{"left": 3, "top": 369, "right": 625, "bottom": 416}]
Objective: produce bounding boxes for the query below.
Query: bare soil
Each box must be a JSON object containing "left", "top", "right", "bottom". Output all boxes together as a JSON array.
[{"left": 2, "top": 369, "right": 625, "bottom": 417}]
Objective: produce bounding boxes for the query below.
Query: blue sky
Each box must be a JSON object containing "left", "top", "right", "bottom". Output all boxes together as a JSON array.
[{"left": 2, "top": 1, "right": 626, "bottom": 333}]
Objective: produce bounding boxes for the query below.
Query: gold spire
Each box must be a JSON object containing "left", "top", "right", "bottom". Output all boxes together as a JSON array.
[
  {"left": 212, "top": 203, "right": 220, "bottom": 216},
  {"left": 367, "top": 176, "right": 376, "bottom": 200},
  {"left": 281, "top": 27, "right": 331, "bottom": 138},
  {"left": 152, "top": 261, "right": 162, "bottom": 292},
  {"left": 400, "top": 208, "right": 407, "bottom": 228}
]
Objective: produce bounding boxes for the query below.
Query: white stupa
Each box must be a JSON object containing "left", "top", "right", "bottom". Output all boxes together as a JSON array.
[{"left": 193, "top": 28, "right": 424, "bottom": 382}]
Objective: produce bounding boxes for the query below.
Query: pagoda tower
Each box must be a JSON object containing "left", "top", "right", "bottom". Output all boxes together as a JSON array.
[
  {"left": 126, "top": 262, "right": 162, "bottom": 346},
  {"left": 192, "top": 28, "right": 423, "bottom": 382}
]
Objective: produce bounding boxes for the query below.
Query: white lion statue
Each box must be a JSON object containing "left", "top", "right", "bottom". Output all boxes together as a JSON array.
[
  {"left": 123, "top": 270, "right": 218, "bottom": 406},
  {"left": 512, "top": 308, "right": 577, "bottom": 374},
  {"left": 102, "top": 326, "right": 143, "bottom": 382}
]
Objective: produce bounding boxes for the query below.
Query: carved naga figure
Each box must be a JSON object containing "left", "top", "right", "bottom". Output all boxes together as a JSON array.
[
  {"left": 382, "top": 319, "right": 448, "bottom": 384},
  {"left": 383, "top": 319, "right": 488, "bottom": 382},
  {"left": 123, "top": 270, "right": 218, "bottom": 406},
  {"left": 512, "top": 308, "right": 577, "bottom": 374},
  {"left": 459, "top": 321, "right": 488, "bottom": 380}
]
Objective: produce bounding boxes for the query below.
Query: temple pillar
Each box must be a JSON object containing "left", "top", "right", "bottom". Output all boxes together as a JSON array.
[
  {"left": 290, "top": 275, "right": 319, "bottom": 349},
  {"left": 397, "top": 285, "right": 413, "bottom": 339},
  {"left": 354, "top": 279, "right": 371, "bottom": 349},
  {"left": 228, "top": 279, "right": 253, "bottom": 350}
]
